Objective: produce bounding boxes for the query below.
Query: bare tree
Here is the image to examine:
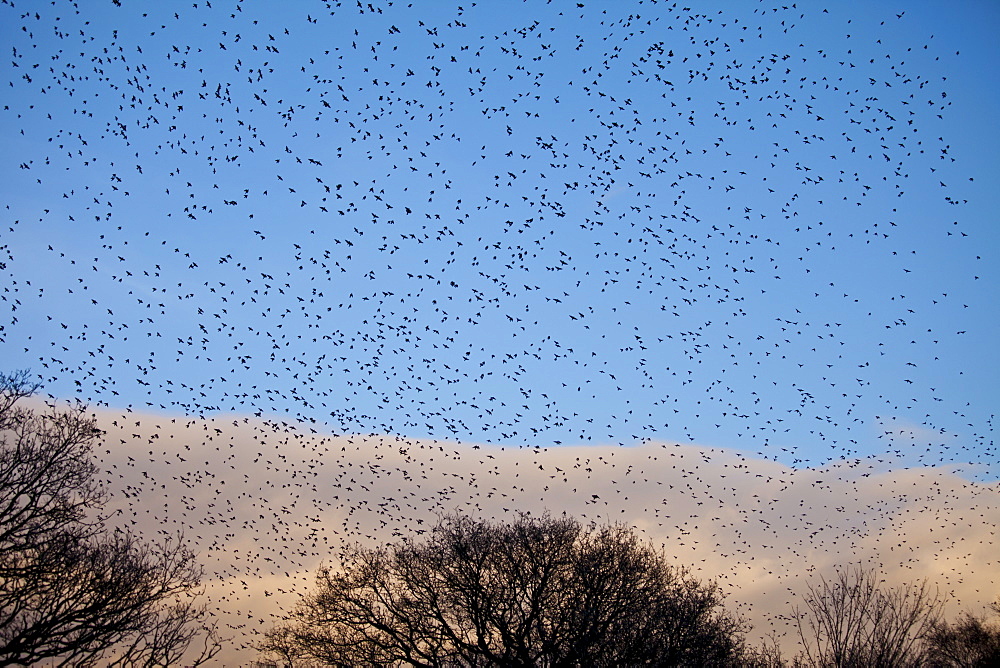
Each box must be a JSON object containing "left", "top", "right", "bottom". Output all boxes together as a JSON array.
[
  {"left": 256, "top": 624, "right": 325, "bottom": 668},
  {"left": 261, "top": 512, "right": 752, "bottom": 667},
  {"left": 792, "top": 565, "right": 945, "bottom": 668},
  {"left": 924, "top": 598, "right": 1000, "bottom": 667},
  {"left": 0, "top": 370, "right": 220, "bottom": 666}
]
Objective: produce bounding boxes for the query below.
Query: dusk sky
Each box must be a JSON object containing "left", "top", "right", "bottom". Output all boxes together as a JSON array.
[{"left": 2, "top": 0, "right": 998, "bottom": 663}]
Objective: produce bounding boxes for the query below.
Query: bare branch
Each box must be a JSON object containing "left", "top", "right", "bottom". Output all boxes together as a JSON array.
[
  {"left": 0, "top": 375, "right": 217, "bottom": 666},
  {"left": 924, "top": 607, "right": 1000, "bottom": 668},
  {"left": 261, "top": 512, "right": 752, "bottom": 667},
  {"left": 792, "top": 565, "right": 944, "bottom": 668}
]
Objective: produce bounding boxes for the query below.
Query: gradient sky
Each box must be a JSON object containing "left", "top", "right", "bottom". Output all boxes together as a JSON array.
[{"left": 2, "top": 0, "right": 999, "bottom": 662}]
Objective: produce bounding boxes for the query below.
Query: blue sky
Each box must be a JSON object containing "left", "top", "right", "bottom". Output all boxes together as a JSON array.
[{"left": 3, "top": 0, "right": 998, "bottom": 476}]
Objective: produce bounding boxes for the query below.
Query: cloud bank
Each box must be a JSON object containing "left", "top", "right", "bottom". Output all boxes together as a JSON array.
[{"left": 89, "top": 407, "right": 999, "bottom": 663}]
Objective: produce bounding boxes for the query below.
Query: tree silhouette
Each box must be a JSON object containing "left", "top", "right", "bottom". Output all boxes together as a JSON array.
[
  {"left": 792, "top": 565, "right": 944, "bottom": 668},
  {"left": 261, "top": 512, "right": 752, "bottom": 667},
  {"left": 924, "top": 598, "right": 1000, "bottom": 668},
  {"left": 0, "top": 371, "right": 218, "bottom": 666}
]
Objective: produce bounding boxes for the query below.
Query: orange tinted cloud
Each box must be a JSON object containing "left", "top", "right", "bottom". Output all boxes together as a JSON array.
[{"left": 92, "top": 408, "right": 999, "bottom": 664}]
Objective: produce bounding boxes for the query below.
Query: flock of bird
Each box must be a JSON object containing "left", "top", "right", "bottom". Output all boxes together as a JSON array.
[{"left": 1, "top": 0, "right": 996, "bottom": 662}]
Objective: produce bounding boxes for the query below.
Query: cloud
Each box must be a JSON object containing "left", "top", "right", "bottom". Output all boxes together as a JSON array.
[{"left": 89, "top": 407, "right": 1000, "bottom": 664}]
